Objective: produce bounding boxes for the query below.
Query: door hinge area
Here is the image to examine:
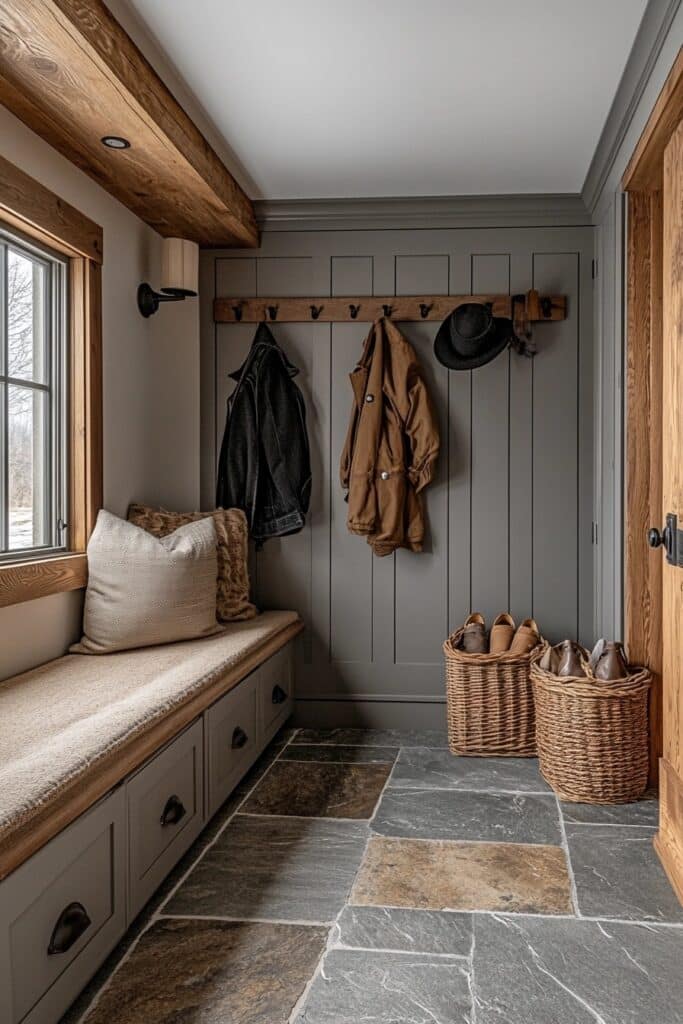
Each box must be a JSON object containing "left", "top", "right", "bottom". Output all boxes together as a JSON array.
[{"left": 592, "top": 521, "right": 599, "bottom": 545}]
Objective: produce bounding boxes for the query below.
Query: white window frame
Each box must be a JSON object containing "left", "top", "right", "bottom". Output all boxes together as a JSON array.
[{"left": 0, "top": 227, "right": 68, "bottom": 563}]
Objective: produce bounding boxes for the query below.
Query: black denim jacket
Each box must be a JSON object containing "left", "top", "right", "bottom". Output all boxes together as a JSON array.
[{"left": 216, "top": 324, "right": 311, "bottom": 543}]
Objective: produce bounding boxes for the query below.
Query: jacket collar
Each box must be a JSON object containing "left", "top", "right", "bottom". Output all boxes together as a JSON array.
[{"left": 229, "top": 322, "right": 300, "bottom": 382}]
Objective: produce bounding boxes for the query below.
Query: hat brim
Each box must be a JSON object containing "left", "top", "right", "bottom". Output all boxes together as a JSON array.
[{"left": 433, "top": 316, "right": 512, "bottom": 371}]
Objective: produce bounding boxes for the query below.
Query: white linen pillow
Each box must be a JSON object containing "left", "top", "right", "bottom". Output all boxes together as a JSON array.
[{"left": 71, "top": 510, "right": 222, "bottom": 654}]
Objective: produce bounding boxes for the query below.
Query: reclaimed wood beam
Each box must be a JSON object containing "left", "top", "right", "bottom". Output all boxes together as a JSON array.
[{"left": 0, "top": 0, "right": 258, "bottom": 247}]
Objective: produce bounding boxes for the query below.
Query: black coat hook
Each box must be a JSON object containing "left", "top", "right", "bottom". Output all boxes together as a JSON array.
[
  {"left": 310, "top": 304, "right": 323, "bottom": 320},
  {"left": 267, "top": 305, "right": 278, "bottom": 321},
  {"left": 232, "top": 303, "right": 243, "bottom": 322},
  {"left": 382, "top": 304, "right": 393, "bottom": 318},
  {"left": 349, "top": 303, "right": 360, "bottom": 319},
  {"left": 419, "top": 302, "right": 432, "bottom": 319}
]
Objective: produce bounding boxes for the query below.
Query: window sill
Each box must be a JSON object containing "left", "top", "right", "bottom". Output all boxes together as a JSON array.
[{"left": 0, "top": 553, "right": 87, "bottom": 609}]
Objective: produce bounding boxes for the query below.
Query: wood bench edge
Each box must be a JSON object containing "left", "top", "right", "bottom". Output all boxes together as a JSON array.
[{"left": 0, "top": 620, "right": 304, "bottom": 882}]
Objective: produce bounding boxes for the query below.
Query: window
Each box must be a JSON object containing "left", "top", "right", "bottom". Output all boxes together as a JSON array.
[
  {"left": 0, "top": 230, "right": 67, "bottom": 560},
  {"left": 0, "top": 155, "right": 102, "bottom": 608}
]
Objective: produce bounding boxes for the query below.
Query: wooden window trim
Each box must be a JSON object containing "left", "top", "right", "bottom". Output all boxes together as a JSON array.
[{"left": 0, "top": 157, "right": 102, "bottom": 609}]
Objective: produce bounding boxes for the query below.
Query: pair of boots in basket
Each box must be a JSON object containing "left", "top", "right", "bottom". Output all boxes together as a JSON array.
[
  {"left": 458, "top": 612, "right": 540, "bottom": 656},
  {"left": 539, "top": 638, "right": 629, "bottom": 682}
]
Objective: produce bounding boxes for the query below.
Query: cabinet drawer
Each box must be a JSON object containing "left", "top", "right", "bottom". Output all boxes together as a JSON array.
[
  {"left": 206, "top": 673, "right": 258, "bottom": 818},
  {"left": 258, "top": 643, "right": 294, "bottom": 743},
  {"left": 0, "top": 788, "right": 126, "bottom": 1024},
  {"left": 127, "top": 719, "right": 204, "bottom": 920}
]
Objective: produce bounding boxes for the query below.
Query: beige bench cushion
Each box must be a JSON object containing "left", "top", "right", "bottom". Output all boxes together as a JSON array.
[{"left": 0, "top": 611, "right": 300, "bottom": 864}]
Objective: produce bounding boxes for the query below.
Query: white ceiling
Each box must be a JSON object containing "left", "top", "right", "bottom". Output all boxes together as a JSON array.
[{"left": 126, "top": 0, "right": 647, "bottom": 200}]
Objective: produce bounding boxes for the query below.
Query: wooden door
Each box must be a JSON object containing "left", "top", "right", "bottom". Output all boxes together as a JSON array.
[{"left": 655, "top": 118, "right": 683, "bottom": 904}]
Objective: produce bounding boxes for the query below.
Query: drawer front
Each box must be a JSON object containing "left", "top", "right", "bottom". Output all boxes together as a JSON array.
[
  {"left": 258, "top": 643, "right": 294, "bottom": 742},
  {"left": 206, "top": 673, "right": 258, "bottom": 818},
  {"left": 0, "top": 788, "right": 126, "bottom": 1024},
  {"left": 127, "top": 718, "right": 204, "bottom": 920}
]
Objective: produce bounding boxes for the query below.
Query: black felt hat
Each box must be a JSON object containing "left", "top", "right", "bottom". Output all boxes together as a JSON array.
[{"left": 434, "top": 302, "right": 513, "bottom": 371}]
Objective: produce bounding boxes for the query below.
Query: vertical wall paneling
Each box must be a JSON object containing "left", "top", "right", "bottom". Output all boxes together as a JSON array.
[
  {"left": 532, "top": 252, "right": 580, "bottom": 641},
  {"left": 508, "top": 247, "right": 534, "bottom": 621},
  {"left": 394, "top": 255, "right": 450, "bottom": 666},
  {"left": 470, "top": 254, "right": 511, "bottom": 621},
  {"left": 202, "top": 225, "right": 594, "bottom": 726},
  {"left": 447, "top": 252, "right": 473, "bottom": 631},
  {"left": 330, "top": 257, "right": 374, "bottom": 666}
]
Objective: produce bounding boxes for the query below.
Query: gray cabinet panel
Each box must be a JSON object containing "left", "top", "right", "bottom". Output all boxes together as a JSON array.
[
  {"left": 127, "top": 719, "right": 204, "bottom": 920},
  {"left": 0, "top": 789, "right": 126, "bottom": 1024},
  {"left": 206, "top": 673, "right": 258, "bottom": 818}
]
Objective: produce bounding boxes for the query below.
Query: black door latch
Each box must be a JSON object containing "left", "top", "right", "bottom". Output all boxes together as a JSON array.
[{"left": 648, "top": 512, "right": 683, "bottom": 566}]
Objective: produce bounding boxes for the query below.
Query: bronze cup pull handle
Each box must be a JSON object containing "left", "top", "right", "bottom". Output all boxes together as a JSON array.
[
  {"left": 232, "top": 726, "right": 249, "bottom": 749},
  {"left": 272, "top": 684, "right": 287, "bottom": 705},
  {"left": 47, "top": 901, "right": 91, "bottom": 956},
  {"left": 160, "top": 794, "right": 186, "bottom": 827}
]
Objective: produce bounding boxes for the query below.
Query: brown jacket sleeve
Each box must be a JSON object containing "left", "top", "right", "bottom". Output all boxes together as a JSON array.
[
  {"left": 404, "top": 362, "right": 440, "bottom": 492},
  {"left": 386, "top": 332, "right": 440, "bottom": 492}
]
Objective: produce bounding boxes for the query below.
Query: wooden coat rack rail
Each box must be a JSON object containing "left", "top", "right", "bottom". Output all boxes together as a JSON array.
[{"left": 213, "top": 293, "right": 567, "bottom": 324}]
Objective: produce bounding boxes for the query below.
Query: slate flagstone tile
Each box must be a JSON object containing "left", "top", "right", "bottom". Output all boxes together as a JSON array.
[
  {"left": 372, "top": 787, "right": 562, "bottom": 844},
  {"left": 240, "top": 760, "right": 392, "bottom": 818},
  {"left": 281, "top": 744, "right": 399, "bottom": 764},
  {"left": 560, "top": 797, "right": 659, "bottom": 827},
  {"left": 388, "top": 748, "right": 551, "bottom": 792},
  {"left": 81, "top": 918, "right": 328, "bottom": 1024},
  {"left": 350, "top": 836, "right": 572, "bottom": 914},
  {"left": 294, "top": 727, "right": 449, "bottom": 748},
  {"left": 333, "top": 905, "right": 472, "bottom": 956},
  {"left": 164, "top": 815, "right": 369, "bottom": 922},
  {"left": 565, "top": 824, "right": 683, "bottom": 922},
  {"left": 295, "top": 949, "right": 472, "bottom": 1023},
  {"left": 472, "top": 913, "right": 683, "bottom": 1024}
]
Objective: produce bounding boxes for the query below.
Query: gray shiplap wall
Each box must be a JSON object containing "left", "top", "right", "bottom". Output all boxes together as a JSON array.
[{"left": 200, "top": 224, "right": 594, "bottom": 728}]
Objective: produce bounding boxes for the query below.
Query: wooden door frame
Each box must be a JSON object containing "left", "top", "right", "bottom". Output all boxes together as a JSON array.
[{"left": 622, "top": 48, "right": 683, "bottom": 789}]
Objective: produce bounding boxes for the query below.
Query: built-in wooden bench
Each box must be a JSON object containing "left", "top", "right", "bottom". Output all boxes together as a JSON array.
[{"left": 0, "top": 610, "right": 302, "bottom": 1024}]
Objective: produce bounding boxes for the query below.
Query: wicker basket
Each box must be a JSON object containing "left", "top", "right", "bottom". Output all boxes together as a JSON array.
[
  {"left": 530, "top": 656, "right": 651, "bottom": 803},
  {"left": 444, "top": 630, "right": 543, "bottom": 756}
]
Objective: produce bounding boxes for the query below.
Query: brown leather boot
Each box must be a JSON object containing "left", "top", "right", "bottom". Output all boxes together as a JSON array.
[
  {"left": 490, "top": 613, "right": 515, "bottom": 654},
  {"left": 591, "top": 640, "right": 628, "bottom": 681},
  {"left": 459, "top": 613, "right": 488, "bottom": 654},
  {"left": 509, "top": 617, "right": 540, "bottom": 655},
  {"left": 556, "top": 640, "right": 587, "bottom": 678}
]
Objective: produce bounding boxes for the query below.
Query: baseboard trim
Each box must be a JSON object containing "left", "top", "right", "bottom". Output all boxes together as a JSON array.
[
  {"left": 292, "top": 698, "right": 448, "bottom": 731},
  {"left": 297, "top": 693, "right": 446, "bottom": 704},
  {"left": 655, "top": 758, "right": 683, "bottom": 907}
]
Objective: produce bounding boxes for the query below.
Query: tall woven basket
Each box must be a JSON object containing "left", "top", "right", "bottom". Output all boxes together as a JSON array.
[
  {"left": 530, "top": 656, "right": 651, "bottom": 803},
  {"left": 444, "top": 630, "right": 543, "bottom": 756}
]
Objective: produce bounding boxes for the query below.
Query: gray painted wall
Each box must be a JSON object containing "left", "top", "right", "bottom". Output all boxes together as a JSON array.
[{"left": 201, "top": 222, "right": 594, "bottom": 728}]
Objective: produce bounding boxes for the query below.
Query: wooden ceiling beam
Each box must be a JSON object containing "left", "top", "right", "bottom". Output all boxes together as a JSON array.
[{"left": 0, "top": 0, "right": 258, "bottom": 248}]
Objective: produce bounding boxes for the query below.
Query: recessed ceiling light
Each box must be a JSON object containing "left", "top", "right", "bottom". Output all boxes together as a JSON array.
[{"left": 101, "top": 136, "right": 130, "bottom": 150}]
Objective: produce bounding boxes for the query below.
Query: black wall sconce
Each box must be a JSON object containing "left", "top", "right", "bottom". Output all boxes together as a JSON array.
[{"left": 138, "top": 238, "right": 199, "bottom": 318}]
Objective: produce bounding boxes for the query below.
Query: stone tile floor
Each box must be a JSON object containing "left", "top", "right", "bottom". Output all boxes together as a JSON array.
[{"left": 61, "top": 727, "right": 683, "bottom": 1024}]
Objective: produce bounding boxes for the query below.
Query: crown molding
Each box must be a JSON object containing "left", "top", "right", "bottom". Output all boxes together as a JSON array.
[
  {"left": 253, "top": 194, "right": 591, "bottom": 232},
  {"left": 582, "top": 0, "right": 682, "bottom": 215}
]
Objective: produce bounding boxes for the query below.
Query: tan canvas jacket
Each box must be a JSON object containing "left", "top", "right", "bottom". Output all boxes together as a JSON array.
[{"left": 340, "top": 318, "right": 440, "bottom": 556}]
